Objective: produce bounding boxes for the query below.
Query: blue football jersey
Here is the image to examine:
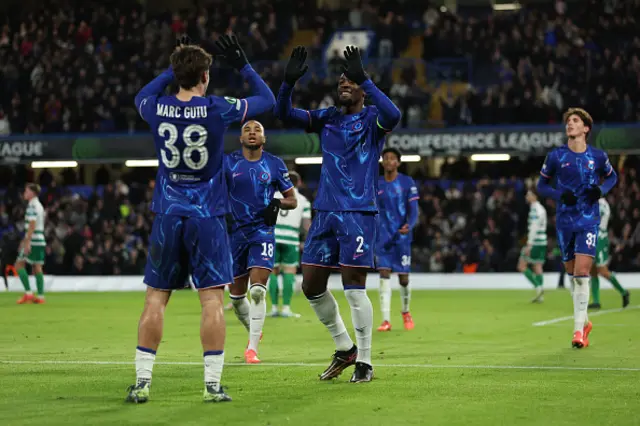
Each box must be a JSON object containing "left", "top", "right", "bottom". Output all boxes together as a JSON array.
[
  {"left": 540, "top": 145, "right": 614, "bottom": 230},
  {"left": 137, "top": 92, "right": 249, "bottom": 218},
  {"left": 225, "top": 150, "right": 293, "bottom": 232},
  {"left": 377, "top": 173, "right": 419, "bottom": 244},
  {"left": 308, "top": 106, "right": 387, "bottom": 212}
]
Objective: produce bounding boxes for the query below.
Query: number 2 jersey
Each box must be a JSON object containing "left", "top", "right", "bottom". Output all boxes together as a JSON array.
[{"left": 540, "top": 145, "right": 615, "bottom": 231}]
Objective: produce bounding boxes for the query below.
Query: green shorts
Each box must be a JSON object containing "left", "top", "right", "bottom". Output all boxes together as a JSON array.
[
  {"left": 274, "top": 243, "right": 299, "bottom": 268},
  {"left": 520, "top": 245, "right": 546, "bottom": 264},
  {"left": 17, "top": 245, "right": 45, "bottom": 265},
  {"left": 595, "top": 236, "right": 609, "bottom": 267}
]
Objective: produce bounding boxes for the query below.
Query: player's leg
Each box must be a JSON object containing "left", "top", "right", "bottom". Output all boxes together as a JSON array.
[
  {"left": 184, "top": 215, "right": 234, "bottom": 402},
  {"left": 127, "top": 213, "right": 186, "bottom": 403},
  {"left": 198, "top": 288, "right": 231, "bottom": 402},
  {"left": 279, "top": 244, "right": 300, "bottom": 317},
  {"left": 15, "top": 253, "right": 33, "bottom": 304},
  {"left": 268, "top": 263, "right": 280, "bottom": 316},
  {"left": 301, "top": 212, "right": 355, "bottom": 380},
  {"left": 229, "top": 238, "right": 251, "bottom": 333},
  {"left": 30, "top": 247, "right": 46, "bottom": 303},
  {"left": 530, "top": 247, "right": 545, "bottom": 303},
  {"left": 570, "top": 228, "right": 598, "bottom": 349},
  {"left": 598, "top": 265, "right": 629, "bottom": 308},
  {"left": 396, "top": 243, "right": 413, "bottom": 329},
  {"left": 377, "top": 267, "right": 392, "bottom": 331},
  {"left": 518, "top": 249, "right": 538, "bottom": 288},
  {"left": 588, "top": 264, "right": 601, "bottom": 309},
  {"left": 398, "top": 274, "right": 414, "bottom": 330},
  {"left": 338, "top": 212, "right": 377, "bottom": 383}
]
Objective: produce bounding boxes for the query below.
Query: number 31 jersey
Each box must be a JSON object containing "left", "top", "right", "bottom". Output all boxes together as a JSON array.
[{"left": 137, "top": 94, "right": 249, "bottom": 218}]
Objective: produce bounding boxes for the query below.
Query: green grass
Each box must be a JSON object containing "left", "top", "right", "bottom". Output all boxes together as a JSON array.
[{"left": 1, "top": 288, "right": 639, "bottom": 426}]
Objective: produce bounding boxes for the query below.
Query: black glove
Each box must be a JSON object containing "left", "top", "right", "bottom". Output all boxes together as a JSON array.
[
  {"left": 584, "top": 185, "right": 602, "bottom": 203},
  {"left": 225, "top": 213, "right": 234, "bottom": 234},
  {"left": 341, "top": 45, "right": 369, "bottom": 85},
  {"left": 262, "top": 199, "right": 281, "bottom": 226},
  {"left": 284, "top": 46, "right": 309, "bottom": 86},
  {"left": 560, "top": 191, "right": 578, "bottom": 206},
  {"left": 214, "top": 34, "right": 249, "bottom": 70},
  {"left": 175, "top": 34, "right": 192, "bottom": 48}
]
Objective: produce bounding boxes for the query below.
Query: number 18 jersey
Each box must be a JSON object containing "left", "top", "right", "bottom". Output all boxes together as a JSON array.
[{"left": 137, "top": 94, "right": 249, "bottom": 218}]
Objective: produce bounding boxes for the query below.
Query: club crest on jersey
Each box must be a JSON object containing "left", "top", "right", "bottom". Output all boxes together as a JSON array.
[
  {"left": 352, "top": 121, "right": 364, "bottom": 131},
  {"left": 587, "top": 160, "right": 595, "bottom": 170},
  {"left": 259, "top": 171, "right": 270, "bottom": 182}
]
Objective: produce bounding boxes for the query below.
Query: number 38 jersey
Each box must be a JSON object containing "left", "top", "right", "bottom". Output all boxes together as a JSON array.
[{"left": 137, "top": 94, "right": 249, "bottom": 218}]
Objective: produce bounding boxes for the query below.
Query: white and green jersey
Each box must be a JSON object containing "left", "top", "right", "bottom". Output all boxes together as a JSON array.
[
  {"left": 25, "top": 197, "right": 45, "bottom": 247},
  {"left": 598, "top": 198, "right": 610, "bottom": 235},
  {"left": 527, "top": 201, "right": 547, "bottom": 247},
  {"left": 274, "top": 188, "right": 311, "bottom": 246}
]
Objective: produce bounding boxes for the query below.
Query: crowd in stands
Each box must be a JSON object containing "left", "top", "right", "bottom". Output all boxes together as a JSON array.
[
  {"left": 2, "top": 0, "right": 640, "bottom": 134},
  {"left": 2, "top": 155, "right": 640, "bottom": 276}
]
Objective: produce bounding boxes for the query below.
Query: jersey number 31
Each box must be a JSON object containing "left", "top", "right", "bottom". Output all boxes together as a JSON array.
[{"left": 158, "top": 122, "right": 208, "bottom": 170}]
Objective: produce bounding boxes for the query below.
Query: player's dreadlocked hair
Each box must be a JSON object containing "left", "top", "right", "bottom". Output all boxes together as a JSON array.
[
  {"left": 170, "top": 45, "right": 213, "bottom": 90},
  {"left": 382, "top": 147, "right": 402, "bottom": 162},
  {"left": 563, "top": 107, "right": 593, "bottom": 137}
]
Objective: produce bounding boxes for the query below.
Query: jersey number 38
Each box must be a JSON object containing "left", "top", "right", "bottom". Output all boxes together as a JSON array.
[{"left": 158, "top": 122, "right": 209, "bottom": 170}]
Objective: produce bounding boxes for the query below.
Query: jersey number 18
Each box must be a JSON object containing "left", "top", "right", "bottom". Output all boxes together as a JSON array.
[{"left": 158, "top": 122, "right": 209, "bottom": 170}]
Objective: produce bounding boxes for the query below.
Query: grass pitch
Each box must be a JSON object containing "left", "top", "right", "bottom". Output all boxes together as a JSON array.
[{"left": 1, "top": 288, "right": 639, "bottom": 426}]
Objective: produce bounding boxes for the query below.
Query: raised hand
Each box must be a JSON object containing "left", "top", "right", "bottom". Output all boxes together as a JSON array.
[
  {"left": 284, "top": 46, "right": 309, "bottom": 86},
  {"left": 341, "top": 45, "right": 368, "bottom": 85},
  {"left": 214, "top": 34, "right": 249, "bottom": 70},
  {"left": 175, "top": 34, "right": 192, "bottom": 49}
]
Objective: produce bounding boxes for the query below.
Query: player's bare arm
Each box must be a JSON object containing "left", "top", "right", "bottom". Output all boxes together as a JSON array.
[{"left": 279, "top": 187, "right": 298, "bottom": 210}]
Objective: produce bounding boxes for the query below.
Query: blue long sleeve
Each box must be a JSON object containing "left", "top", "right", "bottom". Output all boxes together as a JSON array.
[
  {"left": 239, "top": 64, "right": 276, "bottom": 117},
  {"left": 274, "top": 83, "right": 311, "bottom": 127},
  {"left": 536, "top": 175, "right": 562, "bottom": 201},
  {"left": 134, "top": 68, "right": 174, "bottom": 112},
  {"left": 600, "top": 168, "right": 617, "bottom": 195},
  {"left": 360, "top": 79, "right": 401, "bottom": 131},
  {"left": 407, "top": 198, "right": 419, "bottom": 228}
]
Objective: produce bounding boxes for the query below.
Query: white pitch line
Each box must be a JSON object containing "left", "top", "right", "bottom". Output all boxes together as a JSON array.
[
  {"left": 0, "top": 360, "right": 639, "bottom": 372},
  {"left": 532, "top": 305, "right": 640, "bottom": 327}
]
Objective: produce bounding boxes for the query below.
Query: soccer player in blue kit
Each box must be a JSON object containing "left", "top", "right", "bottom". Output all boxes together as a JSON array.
[
  {"left": 376, "top": 148, "right": 419, "bottom": 332},
  {"left": 537, "top": 108, "right": 617, "bottom": 349},
  {"left": 126, "top": 35, "right": 275, "bottom": 403},
  {"left": 225, "top": 120, "right": 297, "bottom": 364},
  {"left": 276, "top": 46, "right": 401, "bottom": 382}
]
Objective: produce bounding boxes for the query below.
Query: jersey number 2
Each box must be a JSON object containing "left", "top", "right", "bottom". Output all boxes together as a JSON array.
[
  {"left": 158, "top": 122, "right": 208, "bottom": 170},
  {"left": 356, "top": 236, "right": 364, "bottom": 253}
]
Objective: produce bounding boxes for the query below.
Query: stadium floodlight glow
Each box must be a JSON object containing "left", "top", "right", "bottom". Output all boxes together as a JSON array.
[
  {"left": 470, "top": 154, "right": 511, "bottom": 162},
  {"left": 125, "top": 159, "right": 159, "bottom": 167},
  {"left": 492, "top": 3, "right": 521, "bottom": 11},
  {"left": 31, "top": 161, "right": 78, "bottom": 168},
  {"left": 378, "top": 155, "right": 422, "bottom": 163},
  {"left": 294, "top": 157, "right": 323, "bottom": 165}
]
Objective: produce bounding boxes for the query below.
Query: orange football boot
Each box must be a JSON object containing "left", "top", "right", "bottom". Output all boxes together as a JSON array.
[
  {"left": 33, "top": 297, "right": 46, "bottom": 304},
  {"left": 572, "top": 330, "right": 585, "bottom": 348},
  {"left": 582, "top": 321, "right": 593, "bottom": 347},
  {"left": 402, "top": 312, "right": 415, "bottom": 330},
  {"left": 244, "top": 349, "right": 261, "bottom": 364},
  {"left": 16, "top": 294, "right": 34, "bottom": 304},
  {"left": 377, "top": 321, "right": 392, "bottom": 332}
]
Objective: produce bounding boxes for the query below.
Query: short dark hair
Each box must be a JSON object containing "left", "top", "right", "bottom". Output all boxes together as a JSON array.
[
  {"left": 26, "top": 183, "right": 41, "bottom": 195},
  {"left": 563, "top": 107, "right": 593, "bottom": 136},
  {"left": 289, "top": 170, "right": 301, "bottom": 187},
  {"left": 170, "top": 46, "right": 213, "bottom": 90},
  {"left": 382, "top": 147, "right": 402, "bottom": 162}
]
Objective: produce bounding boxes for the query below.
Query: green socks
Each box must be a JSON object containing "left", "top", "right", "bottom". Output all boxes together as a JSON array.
[
  {"left": 524, "top": 268, "right": 542, "bottom": 288},
  {"left": 609, "top": 273, "right": 626, "bottom": 295},
  {"left": 591, "top": 276, "right": 600, "bottom": 304},
  {"left": 282, "top": 273, "right": 295, "bottom": 306},
  {"left": 18, "top": 268, "right": 31, "bottom": 292},
  {"left": 268, "top": 274, "right": 279, "bottom": 307},
  {"left": 35, "top": 272, "right": 45, "bottom": 297}
]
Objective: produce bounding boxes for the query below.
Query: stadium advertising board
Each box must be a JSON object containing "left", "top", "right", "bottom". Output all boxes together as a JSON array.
[{"left": 1, "top": 125, "right": 639, "bottom": 164}]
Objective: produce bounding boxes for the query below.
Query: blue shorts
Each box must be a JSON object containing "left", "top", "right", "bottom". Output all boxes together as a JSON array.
[
  {"left": 556, "top": 225, "right": 599, "bottom": 263},
  {"left": 231, "top": 228, "right": 275, "bottom": 278},
  {"left": 302, "top": 211, "right": 377, "bottom": 269},
  {"left": 376, "top": 241, "right": 412, "bottom": 274},
  {"left": 144, "top": 214, "right": 233, "bottom": 291}
]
